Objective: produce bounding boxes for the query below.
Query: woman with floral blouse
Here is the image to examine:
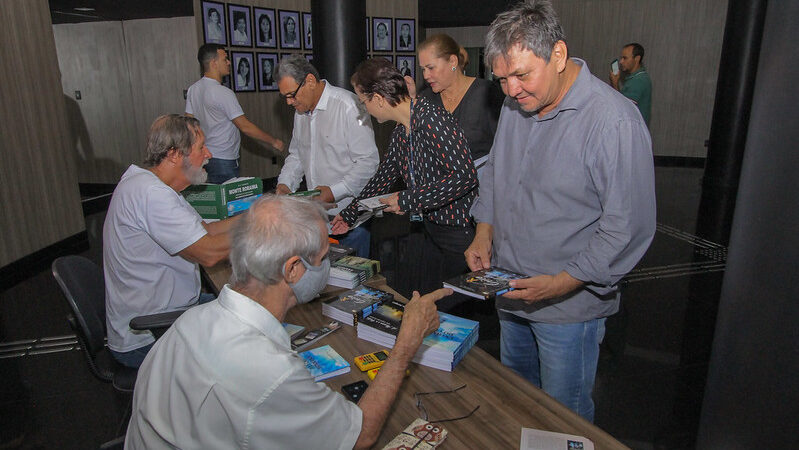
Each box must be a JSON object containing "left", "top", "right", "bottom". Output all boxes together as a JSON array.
[{"left": 331, "top": 58, "right": 477, "bottom": 310}]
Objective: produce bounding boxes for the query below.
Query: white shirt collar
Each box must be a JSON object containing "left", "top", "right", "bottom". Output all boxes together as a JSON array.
[{"left": 216, "top": 284, "right": 292, "bottom": 351}]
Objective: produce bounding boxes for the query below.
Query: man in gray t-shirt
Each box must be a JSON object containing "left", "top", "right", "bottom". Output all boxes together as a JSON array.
[
  {"left": 103, "top": 115, "right": 240, "bottom": 368},
  {"left": 467, "top": 0, "right": 655, "bottom": 422},
  {"left": 186, "top": 44, "right": 284, "bottom": 183}
]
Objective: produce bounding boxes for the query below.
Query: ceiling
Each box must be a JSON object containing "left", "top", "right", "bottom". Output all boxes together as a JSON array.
[
  {"left": 49, "top": 0, "right": 193, "bottom": 24},
  {"left": 49, "top": 0, "right": 511, "bottom": 26}
]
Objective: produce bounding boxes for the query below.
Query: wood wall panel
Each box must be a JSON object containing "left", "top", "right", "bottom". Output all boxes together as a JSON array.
[
  {"left": 0, "top": 0, "right": 84, "bottom": 267},
  {"left": 52, "top": 22, "right": 138, "bottom": 184},
  {"left": 427, "top": 0, "right": 728, "bottom": 158},
  {"left": 124, "top": 17, "right": 200, "bottom": 161}
]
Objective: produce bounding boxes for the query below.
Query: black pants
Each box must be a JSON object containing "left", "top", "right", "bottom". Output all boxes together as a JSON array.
[{"left": 395, "top": 220, "right": 474, "bottom": 312}]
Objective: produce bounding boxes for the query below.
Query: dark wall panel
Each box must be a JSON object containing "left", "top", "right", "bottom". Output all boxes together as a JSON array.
[{"left": 697, "top": 0, "right": 799, "bottom": 447}]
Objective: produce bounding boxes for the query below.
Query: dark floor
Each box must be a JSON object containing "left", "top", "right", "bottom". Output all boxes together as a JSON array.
[{"left": 0, "top": 166, "right": 718, "bottom": 449}]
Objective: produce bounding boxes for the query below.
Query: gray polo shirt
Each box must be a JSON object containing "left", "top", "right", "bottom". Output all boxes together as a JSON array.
[{"left": 471, "top": 58, "right": 656, "bottom": 323}]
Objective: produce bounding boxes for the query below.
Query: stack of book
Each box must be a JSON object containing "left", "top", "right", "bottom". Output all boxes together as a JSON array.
[
  {"left": 322, "top": 285, "right": 393, "bottom": 326},
  {"left": 357, "top": 300, "right": 479, "bottom": 372},
  {"left": 327, "top": 255, "right": 381, "bottom": 288}
]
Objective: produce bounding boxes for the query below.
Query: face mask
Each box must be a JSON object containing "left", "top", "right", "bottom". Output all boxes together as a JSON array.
[{"left": 285, "top": 256, "right": 330, "bottom": 304}]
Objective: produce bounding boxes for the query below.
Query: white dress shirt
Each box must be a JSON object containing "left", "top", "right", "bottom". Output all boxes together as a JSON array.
[
  {"left": 126, "top": 285, "right": 363, "bottom": 449},
  {"left": 277, "top": 81, "right": 379, "bottom": 215}
]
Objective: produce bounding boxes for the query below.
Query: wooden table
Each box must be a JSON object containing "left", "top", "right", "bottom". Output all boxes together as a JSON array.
[{"left": 204, "top": 262, "right": 629, "bottom": 449}]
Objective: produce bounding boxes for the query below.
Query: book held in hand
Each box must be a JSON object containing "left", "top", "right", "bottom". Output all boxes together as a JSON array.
[
  {"left": 357, "top": 192, "right": 396, "bottom": 211},
  {"left": 442, "top": 267, "right": 527, "bottom": 300},
  {"left": 322, "top": 285, "right": 393, "bottom": 326},
  {"left": 298, "top": 345, "right": 350, "bottom": 381}
]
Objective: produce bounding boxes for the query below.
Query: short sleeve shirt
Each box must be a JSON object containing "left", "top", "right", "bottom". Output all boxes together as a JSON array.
[
  {"left": 185, "top": 77, "right": 245, "bottom": 160},
  {"left": 103, "top": 165, "right": 207, "bottom": 352}
]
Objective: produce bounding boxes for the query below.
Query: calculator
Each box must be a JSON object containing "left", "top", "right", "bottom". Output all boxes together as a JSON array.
[{"left": 354, "top": 350, "right": 389, "bottom": 371}]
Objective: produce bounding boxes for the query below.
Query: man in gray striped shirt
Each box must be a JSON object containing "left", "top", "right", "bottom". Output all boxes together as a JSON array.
[{"left": 466, "top": 0, "right": 656, "bottom": 422}]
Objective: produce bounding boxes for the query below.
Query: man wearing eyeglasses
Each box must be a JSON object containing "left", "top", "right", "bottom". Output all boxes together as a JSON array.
[{"left": 275, "top": 55, "right": 380, "bottom": 257}]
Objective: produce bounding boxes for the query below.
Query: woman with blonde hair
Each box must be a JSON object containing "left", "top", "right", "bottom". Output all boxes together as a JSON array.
[{"left": 414, "top": 34, "right": 505, "bottom": 170}]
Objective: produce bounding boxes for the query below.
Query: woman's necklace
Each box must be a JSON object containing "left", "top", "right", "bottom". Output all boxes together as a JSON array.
[{"left": 440, "top": 77, "right": 469, "bottom": 113}]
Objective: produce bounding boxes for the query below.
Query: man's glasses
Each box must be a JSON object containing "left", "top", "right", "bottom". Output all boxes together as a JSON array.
[
  {"left": 280, "top": 77, "right": 306, "bottom": 100},
  {"left": 413, "top": 384, "right": 480, "bottom": 424}
]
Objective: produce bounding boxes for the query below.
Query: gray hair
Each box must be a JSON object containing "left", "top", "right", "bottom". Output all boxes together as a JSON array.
[
  {"left": 484, "top": 0, "right": 565, "bottom": 70},
  {"left": 229, "top": 194, "right": 327, "bottom": 286},
  {"left": 275, "top": 54, "right": 320, "bottom": 85},
  {"left": 142, "top": 114, "right": 201, "bottom": 168}
]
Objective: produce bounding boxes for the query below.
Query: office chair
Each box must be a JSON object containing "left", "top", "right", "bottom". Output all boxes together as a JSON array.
[
  {"left": 51, "top": 255, "right": 185, "bottom": 448},
  {"left": 52, "top": 255, "right": 137, "bottom": 392}
]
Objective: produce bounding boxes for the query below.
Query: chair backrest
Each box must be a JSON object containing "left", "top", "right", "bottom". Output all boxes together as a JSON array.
[{"left": 52, "top": 255, "right": 107, "bottom": 357}]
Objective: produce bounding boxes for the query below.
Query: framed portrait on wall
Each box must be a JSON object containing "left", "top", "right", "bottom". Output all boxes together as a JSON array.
[
  {"left": 202, "top": 1, "right": 227, "bottom": 45},
  {"left": 395, "top": 18, "right": 415, "bottom": 52},
  {"left": 253, "top": 7, "right": 276, "bottom": 48},
  {"left": 228, "top": 4, "right": 252, "bottom": 47},
  {"left": 257, "top": 53, "right": 278, "bottom": 91},
  {"left": 365, "top": 17, "right": 370, "bottom": 51},
  {"left": 279, "top": 10, "right": 301, "bottom": 49},
  {"left": 302, "top": 13, "right": 313, "bottom": 50},
  {"left": 372, "top": 17, "right": 392, "bottom": 51},
  {"left": 231, "top": 51, "right": 256, "bottom": 92},
  {"left": 397, "top": 55, "right": 415, "bottom": 79}
]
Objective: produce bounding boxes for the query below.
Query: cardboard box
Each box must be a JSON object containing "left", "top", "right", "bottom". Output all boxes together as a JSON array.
[{"left": 182, "top": 177, "right": 263, "bottom": 219}]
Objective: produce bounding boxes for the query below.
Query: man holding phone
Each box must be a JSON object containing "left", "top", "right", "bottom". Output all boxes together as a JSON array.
[{"left": 610, "top": 42, "right": 652, "bottom": 126}]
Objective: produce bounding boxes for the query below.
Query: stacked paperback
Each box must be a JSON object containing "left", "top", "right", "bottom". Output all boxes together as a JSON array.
[
  {"left": 322, "top": 285, "right": 393, "bottom": 326},
  {"left": 298, "top": 344, "right": 350, "bottom": 381},
  {"left": 357, "top": 300, "right": 479, "bottom": 371},
  {"left": 327, "top": 255, "right": 382, "bottom": 289}
]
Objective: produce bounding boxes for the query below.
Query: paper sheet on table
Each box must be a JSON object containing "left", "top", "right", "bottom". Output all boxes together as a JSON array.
[{"left": 519, "top": 428, "right": 594, "bottom": 450}]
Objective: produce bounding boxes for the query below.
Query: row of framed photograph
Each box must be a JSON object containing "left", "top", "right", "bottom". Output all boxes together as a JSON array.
[
  {"left": 201, "top": 1, "right": 416, "bottom": 52},
  {"left": 226, "top": 52, "right": 416, "bottom": 93}
]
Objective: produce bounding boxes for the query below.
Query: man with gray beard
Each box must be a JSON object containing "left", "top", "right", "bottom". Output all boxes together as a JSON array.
[{"left": 103, "top": 114, "right": 239, "bottom": 368}]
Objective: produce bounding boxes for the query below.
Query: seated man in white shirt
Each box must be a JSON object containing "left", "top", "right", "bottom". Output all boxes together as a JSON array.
[
  {"left": 126, "top": 194, "right": 452, "bottom": 449},
  {"left": 103, "top": 114, "right": 237, "bottom": 368},
  {"left": 275, "top": 55, "right": 380, "bottom": 257}
]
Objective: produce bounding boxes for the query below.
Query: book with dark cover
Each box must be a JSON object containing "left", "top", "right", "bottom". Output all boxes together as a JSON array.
[
  {"left": 298, "top": 345, "right": 350, "bottom": 381},
  {"left": 357, "top": 304, "right": 479, "bottom": 372},
  {"left": 322, "top": 285, "right": 394, "bottom": 326},
  {"left": 357, "top": 299, "right": 405, "bottom": 339},
  {"left": 328, "top": 243, "right": 355, "bottom": 264},
  {"left": 442, "top": 267, "right": 527, "bottom": 300},
  {"left": 333, "top": 255, "right": 381, "bottom": 278},
  {"left": 291, "top": 321, "right": 341, "bottom": 351}
]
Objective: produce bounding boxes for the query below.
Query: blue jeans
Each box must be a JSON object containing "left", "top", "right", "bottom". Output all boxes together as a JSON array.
[
  {"left": 110, "top": 293, "right": 217, "bottom": 368},
  {"left": 338, "top": 226, "right": 371, "bottom": 258},
  {"left": 204, "top": 157, "right": 239, "bottom": 184},
  {"left": 498, "top": 310, "right": 606, "bottom": 422}
]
